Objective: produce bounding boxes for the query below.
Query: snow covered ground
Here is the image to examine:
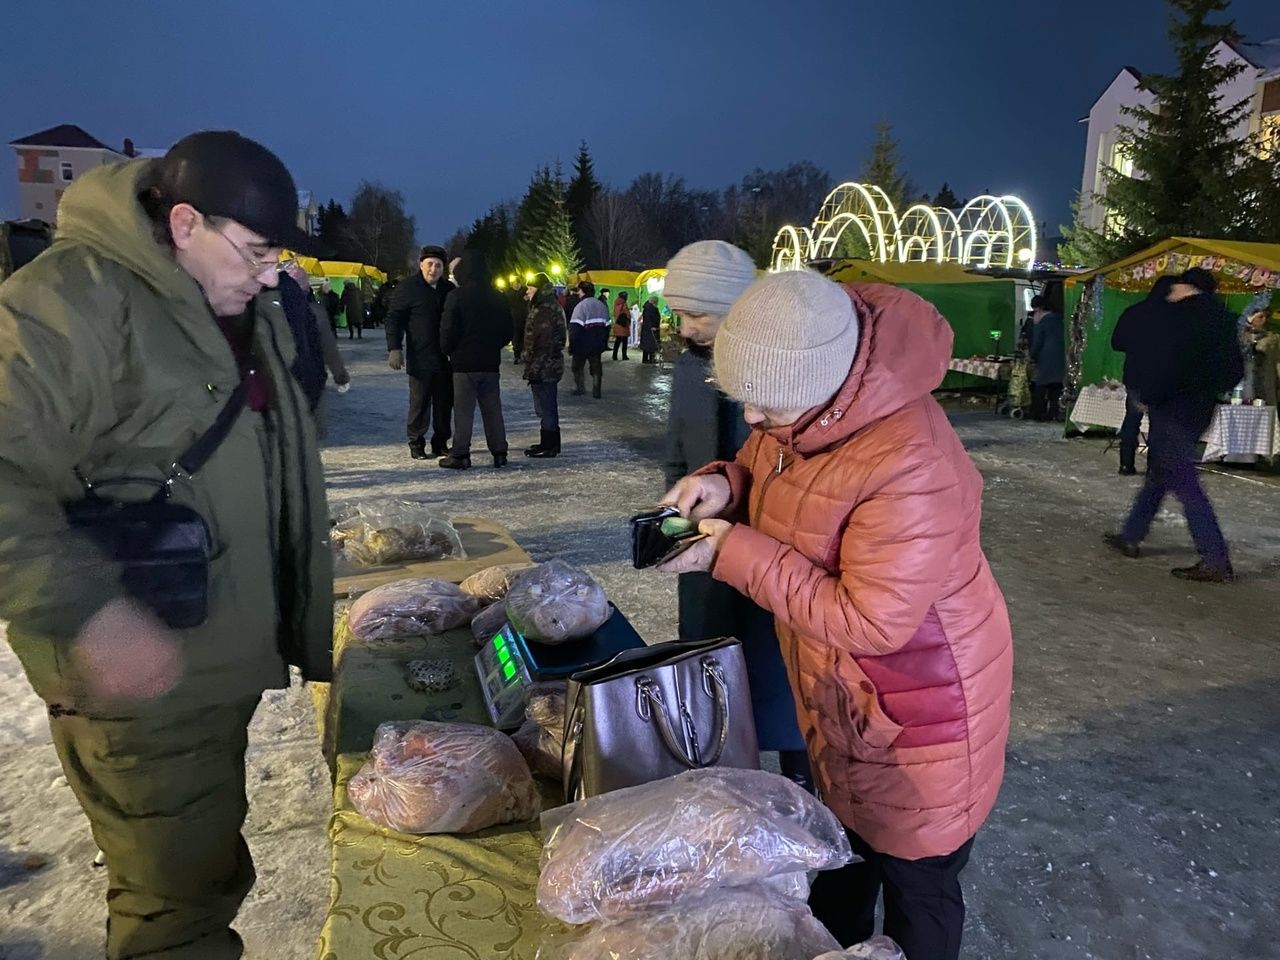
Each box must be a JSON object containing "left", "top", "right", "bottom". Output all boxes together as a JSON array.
[{"left": 3, "top": 337, "right": 1279, "bottom": 959}]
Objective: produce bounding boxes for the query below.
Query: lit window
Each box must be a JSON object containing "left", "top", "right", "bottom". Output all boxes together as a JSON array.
[
  {"left": 59, "top": 161, "right": 73, "bottom": 182},
  {"left": 1110, "top": 141, "right": 1134, "bottom": 178},
  {"left": 1258, "top": 114, "right": 1280, "bottom": 161}
]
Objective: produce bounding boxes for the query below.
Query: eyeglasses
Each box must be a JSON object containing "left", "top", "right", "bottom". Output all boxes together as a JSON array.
[{"left": 203, "top": 214, "right": 296, "bottom": 276}]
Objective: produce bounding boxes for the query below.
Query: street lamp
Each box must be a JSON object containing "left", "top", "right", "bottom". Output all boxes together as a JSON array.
[{"left": 549, "top": 263, "right": 562, "bottom": 278}]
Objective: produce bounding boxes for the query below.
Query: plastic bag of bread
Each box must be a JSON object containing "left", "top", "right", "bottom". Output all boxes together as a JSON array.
[
  {"left": 348, "top": 721, "right": 540, "bottom": 834},
  {"left": 459, "top": 562, "right": 536, "bottom": 604},
  {"left": 331, "top": 499, "right": 465, "bottom": 567},
  {"left": 813, "top": 936, "right": 907, "bottom": 960},
  {"left": 470, "top": 600, "right": 510, "bottom": 644},
  {"left": 537, "top": 767, "right": 852, "bottom": 923},
  {"left": 505, "top": 560, "right": 610, "bottom": 645},
  {"left": 512, "top": 682, "right": 567, "bottom": 780},
  {"left": 540, "top": 887, "right": 840, "bottom": 960},
  {"left": 348, "top": 578, "right": 481, "bottom": 643}
]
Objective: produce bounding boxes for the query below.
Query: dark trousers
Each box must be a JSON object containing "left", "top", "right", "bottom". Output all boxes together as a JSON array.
[
  {"left": 513, "top": 319, "right": 526, "bottom": 361},
  {"left": 612, "top": 336, "right": 629, "bottom": 360},
  {"left": 407, "top": 371, "right": 453, "bottom": 452},
  {"left": 809, "top": 830, "right": 974, "bottom": 960},
  {"left": 452, "top": 371, "right": 507, "bottom": 457},
  {"left": 1118, "top": 392, "right": 1144, "bottom": 470},
  {"left": 530, "top": 381, "right": 560, "bottom": 431},
  {"left": 347, "top": 322, "right": 362, "bottom": 339},
  {"left": 50, "top": 697, "right": 261, "bottom": 960},
  {"left": 1030, "top": 381, "right": 1063, "bottom": 421},
  {"left": 571, "top": 354, "right": 603, "bottom": 391},
  {"left": 1120, "top": 400, "right": 1230, "bottom": 569}
]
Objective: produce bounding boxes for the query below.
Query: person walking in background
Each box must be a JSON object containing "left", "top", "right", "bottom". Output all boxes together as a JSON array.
[
  {"left": 659, "top": 270, "right": 1012, "bottom": 960},
  {"left": 283, "top": 262, "right": 350, "bottom": 441},
  {"left": 569, "top": 280, "right": 611, "bottom": 398},
  {"left": 511, "top": 286, "right": 528, "bottom": 364},
  {"left": 661, "top": 241, "right": 811, "bottom": 790},
  {"left": 1028, "top": 294, "right": 1064, "bottom": 421},
  {"left": 438, "top": 249, "right": 511, "bottom": 469},
  {"left": 611, "top": 290, "right": 631, "bottom": 360},
  {"left": 386, "top": 245, "right": 456, "bottom": 459},
  {"left": 323, "top": 279, "right": 341, "bottom": 336},
  {"left": 522, "top": 273, "right": 567, "bottom": 458},
  {"left": 1240, "top": 293, "right": 1279, "bottom": 407},
  {"left": 1112, "top": 276, "right": 1175, "bottom": 475},
  {"left": 640, "top": 294, "right": 662, "bottom": 363},
  {"left": 1105, "top": 269, "right": 1243, "bottom": 583},
  {"left": 341, "top": 279, "right": 364, "bottom": 340}
]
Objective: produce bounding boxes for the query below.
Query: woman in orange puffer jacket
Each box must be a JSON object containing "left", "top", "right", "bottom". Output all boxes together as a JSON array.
[{"left": 661, "top": 270, "right": 1012, "bottom": 960}]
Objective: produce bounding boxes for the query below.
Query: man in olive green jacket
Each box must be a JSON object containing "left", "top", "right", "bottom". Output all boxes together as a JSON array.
[{"left": 0, "top": 132, "right": 333, "bottom": 959}]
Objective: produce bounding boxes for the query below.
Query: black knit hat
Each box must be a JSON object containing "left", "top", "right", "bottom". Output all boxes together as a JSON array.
[{"left": 157, "top": 131, "right": 314, "bottom": 252}]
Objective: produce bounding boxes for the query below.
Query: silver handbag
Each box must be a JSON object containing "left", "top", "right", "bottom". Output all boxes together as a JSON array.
[{"left": 563, "top": 637, "right": 759, "bottom": 800}]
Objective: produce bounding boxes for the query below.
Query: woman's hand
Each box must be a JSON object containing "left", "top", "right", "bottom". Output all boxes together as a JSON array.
[
  {"left": 660, "top": 474, "right": 732, "bottom": 521},
  {"left": 656, "top": 520, "right": 734, "bottom": 574}
]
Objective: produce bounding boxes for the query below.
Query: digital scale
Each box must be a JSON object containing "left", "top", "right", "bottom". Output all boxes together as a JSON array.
[{"left": 474, "top": 604, "right": 645, "bottom": 729}]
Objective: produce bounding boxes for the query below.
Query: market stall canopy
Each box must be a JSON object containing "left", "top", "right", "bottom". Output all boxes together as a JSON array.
[
  {"left": 571, "top": 269, "right": 639, "bottom": 289},
  {"left": 281, "top": 251, "right": 388, "bottom": 284},
  {"left": 1065, "top": 237, "right": 1280, "bottom": 294}
]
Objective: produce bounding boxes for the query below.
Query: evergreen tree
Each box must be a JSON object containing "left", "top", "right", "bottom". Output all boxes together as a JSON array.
[
  {"left": 1061, "top": 0, "right": 1255, "bottom": 266},
  {"left": 860, "top": 121, "right": 915, "bottom": 211},
  {"left": 512, "top": 165, "right": 582, "bottom": 279},
  {"left": 565, "top": 140, "right": 602, "bottom": 252},
  {"left": 932, "top": 182, "right": 961, "bottom": 209},
  {"left": 316, "top": 199, "right": 354, "bottom": 260}
]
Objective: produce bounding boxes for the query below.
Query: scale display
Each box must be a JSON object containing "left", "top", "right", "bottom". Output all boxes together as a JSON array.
[{"left": 474, "top": 606, "right": 645, "bottom": 730}]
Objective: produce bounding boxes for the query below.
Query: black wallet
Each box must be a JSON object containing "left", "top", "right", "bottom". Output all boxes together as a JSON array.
[{"left": 630, "top": 506, "right": 706, "bottom": 569}]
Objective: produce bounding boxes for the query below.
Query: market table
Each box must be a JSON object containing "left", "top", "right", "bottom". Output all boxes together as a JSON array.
[
  {"left": 1067, "top": 384, "right": 1138, "bottom": 433},
  {"left": 947, "top": 356, "right": 1012, "bottom": 382},
  {"left": 1201, "top": 403, "right": 1279, "bottom": 462},
  {"left": 314, "top": 521, "right": 570, "bottom": 960}
]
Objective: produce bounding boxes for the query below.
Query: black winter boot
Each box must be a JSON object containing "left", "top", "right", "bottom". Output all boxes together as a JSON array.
[
  {"left": 437, "top": 454, "right": 471, "bottom": 470},
  {"left": 1119, "top": 441, "right": 1137, "bottom": 476},
  {"left": 592, "top": 374, "right": 602, "bottom": 399},
  {"left": 528, "top": 429, "right": 560, "bottom": 458},
  {"left": 524, "top": 431, "right": 548, "bottom": 457},
  {"left": 409, "top": 442, "right": 429, "bottom": 461},
  {"left": 571, "top": 368, "right": 586, "bottom": 396},
  {"left": 493, "top": 453, "right": 508, "bottom": 468}
]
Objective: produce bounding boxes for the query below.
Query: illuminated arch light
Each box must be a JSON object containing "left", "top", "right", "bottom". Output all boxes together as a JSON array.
[{"left": 769, "top": 182, "right": 1035, "bottom": 272}]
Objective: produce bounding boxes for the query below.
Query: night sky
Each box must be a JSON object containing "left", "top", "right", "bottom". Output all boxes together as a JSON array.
[{"left": 4, "top": 0, "right": 1280, "bottom": 246}]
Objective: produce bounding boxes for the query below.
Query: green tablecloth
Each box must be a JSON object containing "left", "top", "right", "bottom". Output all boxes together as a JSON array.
[{"left": 315, "top": 526, "right": 570, "bottom": 959}]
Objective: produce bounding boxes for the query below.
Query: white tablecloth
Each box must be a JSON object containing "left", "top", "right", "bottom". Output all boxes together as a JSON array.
[
  {"left": 1202, "top": 404, "right": 1279, "bottom": 461},
  {"left": 1068, "top": 385, "right": 1136, "bottom": 432},
  {"left": 948, "top": 358, "right": 1011, "bottom": 381}
]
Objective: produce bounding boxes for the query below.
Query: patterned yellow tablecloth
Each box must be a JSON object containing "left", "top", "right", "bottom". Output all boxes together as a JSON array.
[{"left": 314, "top": 524, "right": 570, "bottom": 960}]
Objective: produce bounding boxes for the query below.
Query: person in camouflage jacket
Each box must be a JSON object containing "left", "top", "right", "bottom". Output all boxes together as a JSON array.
[{"left": 522, "top": 273, "right": 567, "bottom": 458}]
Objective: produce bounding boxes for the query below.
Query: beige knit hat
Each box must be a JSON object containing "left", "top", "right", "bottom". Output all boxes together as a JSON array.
[
  {"left": 714, "top": 271, "right": 859, "bottom": 410},
  {"left": 663, "top": 241, "right": 758, "bottom": 316}
]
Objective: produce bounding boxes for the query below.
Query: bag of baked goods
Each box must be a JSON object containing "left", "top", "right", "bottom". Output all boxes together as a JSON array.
[
  {"left": 470, "top": 600, "right": 511, "bottom": 644},
  {"left": 459, "top": 562, "right": 536, "bottom": 604},
  {"left": 331, "top": 499, "right": 465, "bottom": 567},
  {"left": 348, "top": 721, "right": 540, "bottom": 834},
  {"left": 348, "top": 578, "right": 481, "bottom": 642},
  {"left": 512, "top": 682, "right": 567, "bottom": 780},
  {"left": 505, "top": 560, "right": 610, "bottom": 645},
  {"left": 813, "top": 936, "right": 907, "bottom": 960},
  {"left": 540, "top": 887, "right": 840, "bottom": 960},
  {"left": 537, "top": 767, "right": 852, "bottom": 924}
]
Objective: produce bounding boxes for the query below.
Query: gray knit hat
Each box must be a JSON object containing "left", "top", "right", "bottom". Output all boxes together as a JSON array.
[
  {"left": 663, "top": 241, "right": 758, "bottom": 316},
  {"left": 714, "top": 271, "right": 859, "bottom": 410}
]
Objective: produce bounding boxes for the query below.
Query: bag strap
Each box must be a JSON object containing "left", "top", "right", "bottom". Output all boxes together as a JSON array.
[{"left": 170, "top": 380, "right": 250, "bottom": 481}]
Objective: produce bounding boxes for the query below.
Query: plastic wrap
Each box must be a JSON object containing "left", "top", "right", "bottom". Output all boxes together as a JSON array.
[
  {"left": 538, "top": 767, "right": 853, "bottom": 924},
  {"left": 813, "top": 936, "right": 907, "bottom": 960},
  {"left": 459, "top": 562, "right": 536, "bottom": 603},
  {"left": 331, "top": 499, "right": 465, "bottom": 567},
  {"left": 512, "top": 682, "right": 567, "bottom": 780},
  {"left": 505, "top": 560, "right": 610, "bottom": 645},
  {"left": 540, "top": 887, "right": 840, "bottom": 960},
  {"left": 348, "top": 579, "right": 481, "bottom": 643},
  {"left": 471, "top": 601, "right": 511, "bottom": 644},
  {"left": 348, "top": 721, "right": 539, "bottom": 834}
]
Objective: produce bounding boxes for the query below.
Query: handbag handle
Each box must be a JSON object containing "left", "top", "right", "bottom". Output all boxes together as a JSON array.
[{"left": 635, "top": 656, "right": 731, "bottom": 769}]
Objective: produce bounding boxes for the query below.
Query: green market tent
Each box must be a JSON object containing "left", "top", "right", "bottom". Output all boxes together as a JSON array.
[
  {"left": 1063, "top": 238, "right": 1280, "bottom": 389},
  {"left": 822, "top": 260, "right": 1026, "bottom": 389}
]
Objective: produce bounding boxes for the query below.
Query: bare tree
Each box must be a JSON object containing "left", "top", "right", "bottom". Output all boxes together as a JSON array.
[
  {"left": 583, "top": 191, "right": 648, "bottom": 269},
  {"left": 346, "top": 181, "right": 417, "bottom": 277}
]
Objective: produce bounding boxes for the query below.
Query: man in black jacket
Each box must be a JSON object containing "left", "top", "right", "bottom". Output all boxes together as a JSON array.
[
  {"left": 438, "top": 250, "right": 512, "bottom": 469},
  {"left": 1111, "top": 276, "right": 1175, "bottom": 474},
  {"left": 1106, "top": 269, "right": 1244, "bottom": 582},
  {"left": 386, "top": 245, "right": 455, "bottom": 459}
]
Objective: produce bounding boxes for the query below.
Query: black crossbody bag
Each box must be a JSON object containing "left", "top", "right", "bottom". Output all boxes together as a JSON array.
[{"left": 63, "top": 382, "right": 249, "bottom": 629}]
